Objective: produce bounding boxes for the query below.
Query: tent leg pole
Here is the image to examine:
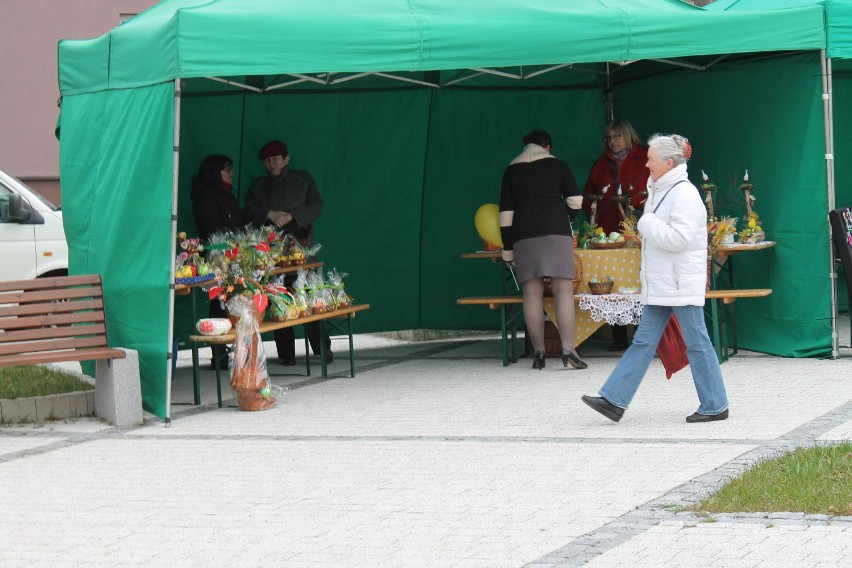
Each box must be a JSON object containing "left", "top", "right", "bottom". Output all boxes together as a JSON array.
[
  {"left": 165, "top": 78, "right": 182, "bottom": 422},
  {"left": 821, "top": 51, "right": 839, "bottom": 359},
  {"left": 605, "top": 62, "right": 614, "bottom": 121}
]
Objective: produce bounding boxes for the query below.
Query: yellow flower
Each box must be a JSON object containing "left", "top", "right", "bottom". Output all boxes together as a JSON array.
[
  {"left": 595, "top": 227, "right": 605, "bottom": 236},
  {"left": 755, "top": 225, "right": 762, "bottom": 232},
  {"left": 748, "top": 218, "right": 756, "bottom": 229}
]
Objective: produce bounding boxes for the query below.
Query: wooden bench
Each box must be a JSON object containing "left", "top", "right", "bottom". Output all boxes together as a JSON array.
[
  {"left": 704, "top": 288, "right": 772, "bottom": 362},
  {"left": 456, "top": 296, "right": 524, "bottom": 366},
  {"left": 0, "top": 275, "right": 142, "bottom": 426},
  {"left": 188, "top": 304, "right": 370, "bottom": 407},
  {"left": 458, "top": 288, "right": 773, "bottom": 365}
]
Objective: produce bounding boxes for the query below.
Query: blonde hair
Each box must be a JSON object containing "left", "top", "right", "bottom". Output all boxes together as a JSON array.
[{"left": 605, "top": 119, "right": 641, "bottom": 151}]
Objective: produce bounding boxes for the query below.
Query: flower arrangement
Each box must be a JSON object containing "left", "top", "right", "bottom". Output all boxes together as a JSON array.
[
  {"left": 581, "top": 221, "right": 626, "bottom": 248},
  {"left": 738, "top": 211, "right": 765, "bottom": 244},
  {"left": 619, "top": 216, "right": 642, "bottom": 247},
  {"left": 204, "top": 228, "right": 281, "bottom": 314},
  {"left": 581, "top": 221, "right": 603, "bottom": 246},
  {"left": 707, "top": 216, "right": 737, "bottom": 255},
  {"left": 174, "top": 232, "right": 214, "bottom": 283}
]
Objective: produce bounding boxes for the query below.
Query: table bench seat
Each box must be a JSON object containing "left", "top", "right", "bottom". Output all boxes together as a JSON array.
[{"left": 458, "top": 288, "right": 773, "bottom": 365}]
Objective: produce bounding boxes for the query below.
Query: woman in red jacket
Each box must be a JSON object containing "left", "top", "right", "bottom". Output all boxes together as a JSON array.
[
  {"left": 582, "top": 119, "right": 649, "bottom": 235},
  {"left": 582, "top": 119, "right": 650, "bottom": 351}
]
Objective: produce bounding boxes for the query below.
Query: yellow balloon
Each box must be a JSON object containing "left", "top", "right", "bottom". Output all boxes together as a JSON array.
[{"left": 474, "top": 203, "right": 503, "bottom": 247}]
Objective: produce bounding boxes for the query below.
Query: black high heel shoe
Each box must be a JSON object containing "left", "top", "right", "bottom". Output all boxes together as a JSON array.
[
  {"left": 561, "top": 348, "right": 588, "bottom": 370},
  {"left": 532, "top": 351, "right": 546, "bottom": 370}
]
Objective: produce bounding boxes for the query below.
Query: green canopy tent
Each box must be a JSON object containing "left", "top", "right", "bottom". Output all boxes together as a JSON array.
[
  {"left": 704, "top": 0, "right": 852, "bottom": 362},
  {"left": 57, "top": 0, "right": 835, "bottom": 421}
]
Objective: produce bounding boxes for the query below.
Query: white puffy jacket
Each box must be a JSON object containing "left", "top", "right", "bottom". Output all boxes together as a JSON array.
[{"left": 637, "top": 164, "right": 707, "bottom": 306}]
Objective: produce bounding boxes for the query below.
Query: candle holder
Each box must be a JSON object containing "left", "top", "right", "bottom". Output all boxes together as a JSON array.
[{"left": 700, "top": 170, "right": 716, "bottom": 220}]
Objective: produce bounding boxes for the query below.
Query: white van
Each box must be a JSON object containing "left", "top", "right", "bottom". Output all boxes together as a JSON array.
[{"left": 0, "top": 168, "right": 69, "bottom": 281}]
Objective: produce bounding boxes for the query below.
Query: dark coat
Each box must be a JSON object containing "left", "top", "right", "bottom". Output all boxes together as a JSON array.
[
  {"left": 191, "top": 177, "right": 245, "bottom": 241},
  {"left": 242, "top": 166, "right": 323, "bottom": 244}
]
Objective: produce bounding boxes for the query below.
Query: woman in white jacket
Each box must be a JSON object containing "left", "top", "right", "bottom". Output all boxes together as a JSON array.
[{"left": 582, "top": 134, "right": 729, "bottom": 423}]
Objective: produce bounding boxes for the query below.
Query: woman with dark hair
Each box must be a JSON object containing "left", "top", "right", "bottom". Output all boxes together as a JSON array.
[
  {"left": 191, "top": 154, "right": 244, "bottom": 241},
  {"left": 191, "top": 154, "right": 245, "bottom": 369},
  {"left": 499, "top": 129, "right": 587, "bottom": 371}
]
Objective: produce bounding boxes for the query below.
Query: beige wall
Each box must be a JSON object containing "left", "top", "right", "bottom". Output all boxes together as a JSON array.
[{"left": 0, "top": 0, "right": 157, "bottom": 203}]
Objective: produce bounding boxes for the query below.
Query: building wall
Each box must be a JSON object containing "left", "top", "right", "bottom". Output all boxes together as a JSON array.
[{"left": 0, "top": 0, "right": 157, "bottom": 204}]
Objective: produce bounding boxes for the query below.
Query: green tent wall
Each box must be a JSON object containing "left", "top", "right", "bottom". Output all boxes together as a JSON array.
[{"left": 58, "top": 0, "right": 843, "bottom": 419}]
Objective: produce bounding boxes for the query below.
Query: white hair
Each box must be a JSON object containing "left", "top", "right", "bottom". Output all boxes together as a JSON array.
[{"left": 647, "top": 134, "right": 690, "bottom": 165}]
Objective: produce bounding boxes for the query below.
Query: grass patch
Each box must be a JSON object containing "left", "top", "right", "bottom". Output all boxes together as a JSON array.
[
  {"left": 0, "top": 366, "right": 93, "bottom": 399},
  {"left": 695, "top": 443, "right": 852, "bottom": 516}
]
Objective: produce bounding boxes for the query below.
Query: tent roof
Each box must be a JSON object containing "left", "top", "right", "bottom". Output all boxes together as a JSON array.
[
  {"left": 58, "top": 0, "right": 826, "bottom": 96},
  {"left": 707, "top": 0, "right": 852, "bottom": 59}
]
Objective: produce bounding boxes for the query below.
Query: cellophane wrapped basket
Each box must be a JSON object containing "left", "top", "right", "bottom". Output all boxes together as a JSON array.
[{"left": 226, "top": 295, "right": 276, "bottom": 411}]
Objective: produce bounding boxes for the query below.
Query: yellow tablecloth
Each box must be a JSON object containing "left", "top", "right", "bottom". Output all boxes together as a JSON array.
[{"left": 544, "top": 247, "right": 641, "bottom": 345}]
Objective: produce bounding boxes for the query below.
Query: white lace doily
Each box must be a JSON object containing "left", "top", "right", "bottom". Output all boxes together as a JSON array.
[{"left": 576, "top": 294, "right": 643, "bottom": 326}]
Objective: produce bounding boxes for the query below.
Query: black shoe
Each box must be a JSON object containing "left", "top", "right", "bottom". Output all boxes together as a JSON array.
[
  {"left": 609, "top": 342, "right": 628, "bottom": 352},
  {"left": 686, "top": 409, "right": 729, "bottom": 423},
  {"left": 312, "top": 351, "right": 334, "bottom": 364},
  {"left": 561, "top": 348, "right": 588, "bottom": 369},
  {"left": 532, "top": 351, "right": 546, "bottom": 370},
  {"left": 279, "top": 358, "right": 297, "bottom": 367},
  {"left": 581, "top": 395, "right": 624, "bottom": 422}
]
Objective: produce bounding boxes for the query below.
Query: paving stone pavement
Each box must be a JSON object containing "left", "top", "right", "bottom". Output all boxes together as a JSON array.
[{"left": 1, "top": 320, "right": 851, "bottom": 568}]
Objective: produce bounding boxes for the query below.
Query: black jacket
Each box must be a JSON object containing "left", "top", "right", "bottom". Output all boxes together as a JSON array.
[{"left": 191, "top": 177, "right": 245, "bottom": 241}]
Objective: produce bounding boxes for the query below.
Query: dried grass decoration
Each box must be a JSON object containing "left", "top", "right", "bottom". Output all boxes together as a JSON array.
[{"left": 226, "top": 295, "right": 285, "bottom": 411}]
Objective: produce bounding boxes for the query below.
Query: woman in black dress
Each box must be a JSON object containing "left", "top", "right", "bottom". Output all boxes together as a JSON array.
[{"left": 499, "top": 130, "right": 587, "bottom": 370}]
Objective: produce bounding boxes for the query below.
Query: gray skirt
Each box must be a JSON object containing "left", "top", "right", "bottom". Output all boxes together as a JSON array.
[{"left": 514, "top": 234, "right": 575, "bottom": 283}]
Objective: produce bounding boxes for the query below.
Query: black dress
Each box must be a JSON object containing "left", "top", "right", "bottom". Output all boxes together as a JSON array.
[{"left": 499, "top": 156, "right": 580, "bottom": 282}]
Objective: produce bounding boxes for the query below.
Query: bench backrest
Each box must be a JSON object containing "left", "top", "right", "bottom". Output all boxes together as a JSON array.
[{"left": 0, "top": 274, "right": 115, "bottom": 362}]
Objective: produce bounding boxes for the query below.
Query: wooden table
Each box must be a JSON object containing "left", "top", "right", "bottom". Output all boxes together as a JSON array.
[
  {"left": 711, "top": 241, "right": 775, "bottom": 289},
  {"left": 174, "top": 260, "right": 324, "bottom": 295},
  {"left": 188, "top": 304, "right": 369, "bottom": 407},
  {"left": 709, "top": 241, "right": 776, "bottom": 358},
  {"left": 462, "top": 247, "right": 642, "bottom": 349}
]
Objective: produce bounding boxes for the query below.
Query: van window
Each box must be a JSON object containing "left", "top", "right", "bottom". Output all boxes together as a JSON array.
[{"left": 0, "top": 184, "right": 11, "bottom": 222}]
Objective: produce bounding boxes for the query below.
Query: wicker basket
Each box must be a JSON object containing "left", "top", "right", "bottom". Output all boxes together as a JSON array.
[
  {"left": 589, "top": 240, "right": 626, "bottom": 249},
  {"left": 233, "top": 387, "right": 276, "bottom": 411},
  {"left": 573, "top": 253, "right": 582, "bottom": 294},
  {"left": 588, "top": 280, "right": 614, "bottom": 295},
  {"left": 543, "top": 253, "right": 582, "bottom": 296}
]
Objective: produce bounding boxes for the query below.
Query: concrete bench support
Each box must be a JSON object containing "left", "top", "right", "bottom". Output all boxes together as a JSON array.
[{"left": 95, "top": 348, "right": 143, "bottom": 427}]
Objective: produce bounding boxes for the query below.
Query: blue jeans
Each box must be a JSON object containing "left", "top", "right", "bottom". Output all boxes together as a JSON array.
[{"left": 599, "top": 304, "right": 729, "bottom": 415}]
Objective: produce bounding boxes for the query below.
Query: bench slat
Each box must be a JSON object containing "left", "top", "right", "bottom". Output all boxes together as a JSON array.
[
  {"left": 457, "top": 297, "right": 523, "bottom": 305},
  {"left": 0, "top": 335, "right": 110, "bottom": 356},
  {"left": 0, "top": 285, "right": 103, "bottom": 306},
  {"left": 0, "top": 274, "right": 101, "bottom": 293},
  {"left": 0, "top": 323, "right": 107, "bottom": 345},
  {"left": 0, "top": 347, "right": 126, "bottom": 368},
  {"left": 704, "top": 289, "right": 772, "bottom": 299},
  {"left": 0, "top": 298, "right": 104, "bottom": 318},
  {"left": 0, "top": 310, "right": 106, "bottom": 331}
]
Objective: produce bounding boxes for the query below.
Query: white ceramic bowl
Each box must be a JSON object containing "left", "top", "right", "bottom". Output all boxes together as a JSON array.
[{"left": 196, "top": 318, "right": 232, "bottom": 336}]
